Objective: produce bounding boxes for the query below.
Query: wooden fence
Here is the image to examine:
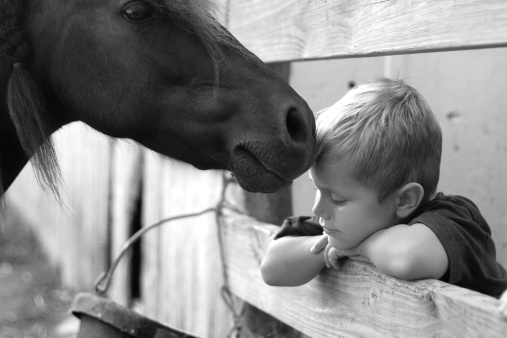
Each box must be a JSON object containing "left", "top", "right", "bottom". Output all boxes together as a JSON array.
[{"left": 4, "top": 0, "right": 507, "bottom": 337}]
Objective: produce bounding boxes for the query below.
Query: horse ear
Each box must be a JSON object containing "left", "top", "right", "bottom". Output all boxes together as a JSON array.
[
  {"left": 7, "top": 64, "right": 63, "bottom": 202},
  {"left": 395, "top": 182, "right": 424, "bottom": 219}
]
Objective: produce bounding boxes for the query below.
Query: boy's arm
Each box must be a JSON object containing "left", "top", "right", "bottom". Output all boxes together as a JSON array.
[
  {"left": 261, "top": 235, "right": 326, "bottom": 286},
  {"left": 356, "top": 223, "right": 448, "bottom": 280}
]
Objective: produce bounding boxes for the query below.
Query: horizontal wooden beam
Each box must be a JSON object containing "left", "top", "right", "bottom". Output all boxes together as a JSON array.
[
  {"left": 221, "top": 213, "right": 507, "bottom": 338},
  {"left": 222, "top": 0, "right": 507, "bottom": 62}
]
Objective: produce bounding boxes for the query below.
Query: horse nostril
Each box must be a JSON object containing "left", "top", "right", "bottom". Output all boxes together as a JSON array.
[{"left": 286, "top": 108, "right": 308, "bottom": 144}]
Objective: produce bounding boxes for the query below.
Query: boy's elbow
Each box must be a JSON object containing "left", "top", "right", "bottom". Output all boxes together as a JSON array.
[
  {"left": 260, "top": 260, "right": 279, "bottom": 286},
  {"left": 382, "top": 256, "right": 419, "bottom": 280},
  {"left": 375, "top": 245, "right": 420, "bottom": 280},
  {"left": 374, "top": 239, "right": 447, "bottom": 280},
  {"left": 260, "top": 259, "right": 306, "bottom": 287}
]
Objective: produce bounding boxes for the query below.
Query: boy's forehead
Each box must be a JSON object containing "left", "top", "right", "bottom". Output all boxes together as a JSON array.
[{"left": 311, "top": 160, "right": 349, "bottom": 182}]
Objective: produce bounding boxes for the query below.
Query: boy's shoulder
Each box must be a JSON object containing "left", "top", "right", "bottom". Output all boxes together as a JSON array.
[
  {"left": 409, "top": 192, "right": 492, "bottom": 241},
  {"left": 411, "top": 193, "right": 507, "bottom": 297},
  {"left": 414, "top": 192, "right": 483, "bottom": 225}
]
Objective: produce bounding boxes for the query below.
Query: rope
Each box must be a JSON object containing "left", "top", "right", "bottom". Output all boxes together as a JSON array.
[
  {"left": 215, "top": 174, "right": 246, "bottom": 338},
  {"left": 93, "top": 171, "right": 247, "bottom": 337}
]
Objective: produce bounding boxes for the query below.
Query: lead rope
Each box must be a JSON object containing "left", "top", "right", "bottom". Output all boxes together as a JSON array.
[
  {"left": 216, "top": 174, "right": 246, "bottom": 338},
  {"left": 93, "top": 171, "right": 246, "bottom": 337}
]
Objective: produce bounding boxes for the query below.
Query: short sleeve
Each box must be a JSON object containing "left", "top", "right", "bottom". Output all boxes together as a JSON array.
[{"left": 409, "top": 198, "right": 507, "bottom": 298}]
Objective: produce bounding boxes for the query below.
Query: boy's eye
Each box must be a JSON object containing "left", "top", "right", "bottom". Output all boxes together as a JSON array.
[{"left": 331, "top": 195, "right": 346, "bottom": 205}]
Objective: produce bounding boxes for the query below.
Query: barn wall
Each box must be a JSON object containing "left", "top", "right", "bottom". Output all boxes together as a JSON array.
[
  {"left": 138, "top": 154, "right": 233, "bottom": 337},
  {"left": 5, "top": 122, "right": 111, "bottom": 290}
]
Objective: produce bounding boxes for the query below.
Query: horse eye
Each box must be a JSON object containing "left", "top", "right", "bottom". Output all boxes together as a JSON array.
[{"left": 122, "top": 2, "right": 156, "bottom": 22}]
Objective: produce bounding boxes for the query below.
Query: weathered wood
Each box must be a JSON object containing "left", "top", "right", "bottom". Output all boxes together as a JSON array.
[
  {"left": 5, "top": 122, "right": 111, "bottom": 290},
  {"left": 108, "top": 143, "right": 144, "bottom": 307},
  {"left": 221, "top": 212, "right": 507, "bottom": 338},
  {"left": 221, "top": 0, "right": 507, "bottom": 62},
  {"left": 141, "top": 156, "right": 232, "bottom": 337}
]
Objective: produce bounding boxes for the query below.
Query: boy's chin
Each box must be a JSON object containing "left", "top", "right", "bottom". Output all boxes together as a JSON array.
[{"left": 329, "top": 238, "right": 356, "bottom": 251}]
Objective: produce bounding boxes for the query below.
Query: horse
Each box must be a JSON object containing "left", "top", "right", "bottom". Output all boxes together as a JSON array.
[{"left": 0, "top": 0, "right": 316, "bottom": 200}]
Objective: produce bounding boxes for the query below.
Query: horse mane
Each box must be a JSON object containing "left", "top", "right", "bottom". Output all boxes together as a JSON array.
[
  {"left": 153, "top": 0, "right": 266, "bottom": 75},
  {"left": 0, "top": 0, "right": 62, "bottom": 200}
]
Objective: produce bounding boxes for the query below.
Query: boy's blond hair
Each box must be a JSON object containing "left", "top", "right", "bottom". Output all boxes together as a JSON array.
[{"left": 315, "top": 78, "right": 442, "bottom": 205}]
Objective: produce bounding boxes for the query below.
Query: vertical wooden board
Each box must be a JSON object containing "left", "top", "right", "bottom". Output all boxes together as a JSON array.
[
  {"left": 142, "top": 156, "right": 232, "bottom": 337},
  {"left": 140, "top": 151, "right": 165, "bottom": 320},
  {"left": 140, "top": 157, "right": 233, "bottom": 337},
  {"left": 158, "top": 163, "right": 231, "bottom": 337},
  {"left": 60, "top": 123, "right": 111, "bottom": 290},
  {"left": 5, "top": 122, "right": 112, "bottom": 291},
  {"left": 386, "top": 48, "right": 507, "bottom": 268},
  {"left": 108, "top": 142, "right": 144, "bottom": 307}
]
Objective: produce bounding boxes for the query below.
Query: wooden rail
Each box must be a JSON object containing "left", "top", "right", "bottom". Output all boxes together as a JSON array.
[
  {"left": 223, "top": 0, "right": 507, "bottom": 62},
  {"left": 221, "top": 212, "right": 507, "bottom": 338}
]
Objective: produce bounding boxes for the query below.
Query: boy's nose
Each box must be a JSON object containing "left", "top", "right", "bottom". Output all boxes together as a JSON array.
[{"left": 312, "top": 199, "right": 328, "bottom": 221}]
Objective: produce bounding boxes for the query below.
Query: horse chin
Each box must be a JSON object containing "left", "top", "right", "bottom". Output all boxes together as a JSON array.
[
  {"left": 228, "top": 147, "right": 292, "bottom": 193},
  {"left": 234, "top": 172, "right": 292, "bottom": 193}
]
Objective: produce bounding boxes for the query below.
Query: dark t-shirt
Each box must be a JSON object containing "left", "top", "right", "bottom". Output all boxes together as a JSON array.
[{"left": 274, "top": 193, "right": 507, "bottom": 298}]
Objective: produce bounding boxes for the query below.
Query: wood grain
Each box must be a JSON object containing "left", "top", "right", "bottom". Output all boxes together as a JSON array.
[
  {"left": 220, "top": 0, "right": 507, "bottom": 62},
  {"left": 221, "top": 212, "right": 507, "bottom": 338}
]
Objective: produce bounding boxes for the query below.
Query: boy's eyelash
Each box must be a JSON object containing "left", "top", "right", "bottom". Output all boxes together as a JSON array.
[{"left": 331, "top": 197, "right": 346, "bottom": 205}]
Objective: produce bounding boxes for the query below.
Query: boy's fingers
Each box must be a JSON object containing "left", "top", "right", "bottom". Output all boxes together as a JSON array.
[
  {"left": 324, "top": 244, "right": 332, "bottom": 268},
  {"left": 329, "top": 248, "right": 340, "bottom": 269},
  {"left": 310, "top": 235, "right": 328, "bottom": 254}
]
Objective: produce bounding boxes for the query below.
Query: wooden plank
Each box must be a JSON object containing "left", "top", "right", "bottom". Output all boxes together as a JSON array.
[
  {"left": 221, "top": 213, "right": 507, "bottom": 338},
  {"left": 108, "top": 143, "right": 144, "bottom": 307},
  {"left": 221, "top": 0, "right": 507, "bottom": 62},
  {"left": 140, "top": 157, "right": 233, "bottom": 338},
  {"left": 5, "top": 122, "right": 111, "bottom": 290}
]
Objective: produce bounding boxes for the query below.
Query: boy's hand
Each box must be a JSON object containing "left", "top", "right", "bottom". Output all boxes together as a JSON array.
[
  {"left": 498, "top": 289, "right": 507, "bottom": 320},
  {"left": 309, "top": 234, "right": 360, "bottom": 268},
  {"left": 325, "top": 246, "right": 359, "bottom": 269},
  {"left": 310, "top": 235, "right": 328, "bottom": 254}
]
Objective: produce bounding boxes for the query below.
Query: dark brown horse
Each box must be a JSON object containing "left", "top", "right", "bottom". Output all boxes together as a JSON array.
[{"left": 0, "top": 0, "right": 315, "bottom": 198}]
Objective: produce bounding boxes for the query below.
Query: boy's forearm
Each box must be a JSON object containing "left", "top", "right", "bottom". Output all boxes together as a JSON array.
[
  {"left": 261, "top": 236, "right": 326, "bottom": 286},
  {"left": 355, "top": 229, "right": 397, "bottom": 275}
]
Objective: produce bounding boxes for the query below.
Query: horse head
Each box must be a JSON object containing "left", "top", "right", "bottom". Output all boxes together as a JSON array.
[{"left": 1, "top": 0, "right": 315, "bottom": 195}]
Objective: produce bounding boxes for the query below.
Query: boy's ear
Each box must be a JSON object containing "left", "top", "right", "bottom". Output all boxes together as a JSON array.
[{"left": 395, "top": 182, "right": 424, "bottom": 219}]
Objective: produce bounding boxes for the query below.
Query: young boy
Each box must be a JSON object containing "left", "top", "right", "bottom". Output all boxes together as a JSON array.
[{"left": 260, "top": 78, "right": 507, "bottom": 307}]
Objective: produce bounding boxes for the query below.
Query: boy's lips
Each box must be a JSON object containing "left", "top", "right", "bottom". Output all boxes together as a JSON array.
[{"left": 322, "top": 226, "right": 340, "bottom": 234}]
